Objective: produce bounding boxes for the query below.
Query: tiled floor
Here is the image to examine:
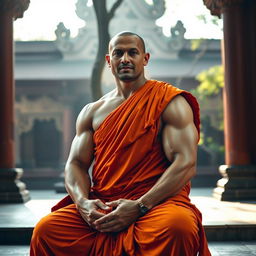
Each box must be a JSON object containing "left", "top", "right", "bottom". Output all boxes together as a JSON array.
[{"left": 0, "top": 242, "right": 256, "bottom": 256}]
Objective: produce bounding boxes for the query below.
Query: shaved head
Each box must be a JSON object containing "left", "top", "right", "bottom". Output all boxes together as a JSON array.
[
  {"left": 106, "top": 31, "right": 150, "bottom": 83},
  {"left": 109, "top": 31, "right": 146, "bottom": 53}
]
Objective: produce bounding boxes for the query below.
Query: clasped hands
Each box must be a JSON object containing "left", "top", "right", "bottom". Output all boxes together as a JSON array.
[{"left": 77, "top": 198, "right": 140, "bottom": 233}]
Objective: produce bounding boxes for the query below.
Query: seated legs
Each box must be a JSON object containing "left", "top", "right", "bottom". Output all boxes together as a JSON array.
[{"left": 30, "top": 200, "right": 200, "bottom": 256}]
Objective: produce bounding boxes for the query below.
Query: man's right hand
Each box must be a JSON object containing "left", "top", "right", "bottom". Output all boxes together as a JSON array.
[{"left": 76, "top": 199, "right": 111, "bottom": 229}]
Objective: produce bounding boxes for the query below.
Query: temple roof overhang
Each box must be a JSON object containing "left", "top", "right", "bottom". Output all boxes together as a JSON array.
[
  {"left": 15, "top": 39, "right": 221, "bottom": 80},
  {"left": 14, "top": 0, "right": 222, "bottom": 81}
]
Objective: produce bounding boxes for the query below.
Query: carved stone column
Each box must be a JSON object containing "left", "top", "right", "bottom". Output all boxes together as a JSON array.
[
  {"left": 0, "top": 0, "right": 30, "bottom": 203},
  {"left": 203, "top": 0, "right": 256, "bottom": 200}
]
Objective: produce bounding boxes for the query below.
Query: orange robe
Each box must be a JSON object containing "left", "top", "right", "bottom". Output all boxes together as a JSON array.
[{"left": 30, "top": 80, "right": 211, "bottom": 256}]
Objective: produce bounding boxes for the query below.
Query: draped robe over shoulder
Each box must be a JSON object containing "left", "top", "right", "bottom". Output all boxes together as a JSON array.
[
  {"left": 30, "top": 80, "right": 211, "bottom": 256},
  {"left": 90, "top": 79, "right": 200, "bottom": 202}
]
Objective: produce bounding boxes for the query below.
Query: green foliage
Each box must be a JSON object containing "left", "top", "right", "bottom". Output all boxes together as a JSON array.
[
  {"left": 192, "top": 65, "right": 224, "bottom": 100},
  {"left": 190, "top": 13, "right": 225, "bottom": 165},
  {"left": 193, "top": 65, "right": 225, "bottom": 165}
]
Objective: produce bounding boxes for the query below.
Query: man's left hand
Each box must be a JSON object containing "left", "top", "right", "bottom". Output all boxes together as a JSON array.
[{"left": 93, "top": 199, "right": 140, "bottom": 232}]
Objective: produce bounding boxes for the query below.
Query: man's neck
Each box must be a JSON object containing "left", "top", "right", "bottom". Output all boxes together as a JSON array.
[{"left": 115, "top": 77, "right": 148, "bottom": 99}]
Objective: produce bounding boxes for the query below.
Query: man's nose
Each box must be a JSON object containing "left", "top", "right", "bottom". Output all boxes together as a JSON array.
[{"left": 121, "top": 52, "right": 130, "bottom": 63}]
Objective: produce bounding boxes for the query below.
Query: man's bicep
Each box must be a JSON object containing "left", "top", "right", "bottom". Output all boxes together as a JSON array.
[
  {"left": 68, "top": 130, "right": 94, "bottom": 168},
  {"left": 162, "top": 96, "right": 198, "bottom": 162},
  {"left": 162, "top": 123, "right": 198, "bottom": 162},
  {"left": 68, "top": 103, "right": 95, "bottom": 167}
]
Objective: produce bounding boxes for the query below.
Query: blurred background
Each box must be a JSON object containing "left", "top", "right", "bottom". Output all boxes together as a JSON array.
[
  {"left": 13, "top": 0, "right": 224, "bottom": 190},
  {"left": 1, "top": 1, "right": 256, "bottom": 253}
]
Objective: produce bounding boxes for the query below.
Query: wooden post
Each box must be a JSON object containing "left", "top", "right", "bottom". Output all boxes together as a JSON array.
[
  {"left": 203, "top": 0, "right": 256, "bottom": 200},
  {"left": 0, "top": 0, "right": 30, "bottom": 203}
]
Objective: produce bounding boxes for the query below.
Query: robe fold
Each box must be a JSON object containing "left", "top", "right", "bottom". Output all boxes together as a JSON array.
[{"left": 30, "top": 80, "right": 211, "bottom": 256}]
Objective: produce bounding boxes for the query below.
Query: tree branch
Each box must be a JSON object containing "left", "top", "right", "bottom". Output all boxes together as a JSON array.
[{"left": 108, "top": 0, "right": 123, "bottom": 20}]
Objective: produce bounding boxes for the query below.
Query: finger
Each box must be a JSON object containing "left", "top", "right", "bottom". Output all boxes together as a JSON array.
[
  {"left": 94, "top": 211, "right": 116, "bottom": 225},
  {"left": 95, "top": 199, "right": 111, "bottom": 211},
  {"left": 83, "top": 215, "right": 98, "bottom": 230},
  {"left": 79, "top": 209, "right": 105, "bottom": 226},
  {"left": 79, "top": 211, "right": 94, "bottom": 227},
  {"left": 95, "top": 218, "right": 116, "bottom": 229},
  {"left": 105, "top": 200, "right": 120, "bottom": 208},
  {"left": 90, "top": 210, "right": 106, "bottom": 222}
]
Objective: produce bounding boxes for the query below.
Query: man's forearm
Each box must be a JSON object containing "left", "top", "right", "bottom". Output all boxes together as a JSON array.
[
  {"left": 138, "top": 156, "right": 196, "bottom": 209},
  {"left": 65, "top": 161, "right": 91, "bottom": 205}
]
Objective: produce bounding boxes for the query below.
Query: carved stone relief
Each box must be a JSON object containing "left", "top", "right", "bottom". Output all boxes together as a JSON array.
[
  {"left": 15, "top": 96, "right": 64, "bottom": 135},
  {"left": 54, "top": 0, "right": 186, "bottom": 60},
  {"left": 168, "top": 21, "right": 186, "bottom": 52}
]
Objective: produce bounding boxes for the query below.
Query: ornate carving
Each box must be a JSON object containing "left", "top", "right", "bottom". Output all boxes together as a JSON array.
[
  {"left": 168, "top": 21, "right": 186, "bottom": 51},
  {"left": 76, "top": 0, "right": 95, "bottom": 21},
  {"left": 55, "top": 22, "right": 74, "bottom": 52},
  {"left": 55, "top": 0, "right": 96, "bottom": 57},
  {"left": 0, "top": 0, "right": 30, "bottom": 19},
  {"left": 203, "top": 0, "right": 245, "bottom": 17},
  {"left": 17, "top": 114, "right": 63, "bottom": 134},
  {"left": 55, "top": 22, "right": 89, "bottom": 54},
  {"left": 15, "top": 96, "right": 64, "bottom": 134},
  {"left": 149, "top": 0, "right": 165, "bottom": 19},
  {"left": 55, "top": 0, "right": 184, "bottom": 60}
]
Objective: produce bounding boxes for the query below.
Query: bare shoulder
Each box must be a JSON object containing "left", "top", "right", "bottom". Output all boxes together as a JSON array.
[
  {"left": 76, "top": 103, "right": 93, "bottom": 135},
  {"left": 162, "top": 95, "right": 194, "bottom": 128},
  {"left": 76, "top": 90, "right": 116, "bottom": 135},
  {"left": 76, "top": 101, "right": 103, "bottom": 135}
]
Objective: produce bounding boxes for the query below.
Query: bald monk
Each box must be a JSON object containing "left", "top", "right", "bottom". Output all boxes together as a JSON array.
[{"left": 30, "top": 31, "right": 211, "bottom": 255}]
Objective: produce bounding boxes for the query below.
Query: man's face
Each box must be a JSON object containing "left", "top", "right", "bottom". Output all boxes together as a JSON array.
[{"left": 106, "top": 35, "right": 150, "bottom": 82}]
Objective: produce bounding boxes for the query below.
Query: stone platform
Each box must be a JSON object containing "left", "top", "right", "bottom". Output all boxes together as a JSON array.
[
  {"left": 1, "top": 241, "right": 256, "bottom": 256},
  {"left": 0, "top": 188, "right": 255, "bottom": 254}
]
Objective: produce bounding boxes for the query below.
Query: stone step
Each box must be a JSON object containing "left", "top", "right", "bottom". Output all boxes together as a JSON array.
[
  {"left": 1, "top": 224, "right": 256, "bottom": 245},
  {"left": 1, "top": 190, "right": 255, "bottom": 246},
  {"left": 205, "top": 224, "right": 256, "bottom": 241},
  {"left": 1, "top": 242, "right": 256, "bottom": 256},
  {"left": 0, "top": 228, "right": 32, "bottom": 245}
]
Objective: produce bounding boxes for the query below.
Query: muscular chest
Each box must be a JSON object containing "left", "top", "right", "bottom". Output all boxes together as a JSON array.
[
  {"left": 92, "top": 98, "right": 125, "bottom": 132},
  {"left": 93, "top": 102, "right": 164, "bottom": 138}
]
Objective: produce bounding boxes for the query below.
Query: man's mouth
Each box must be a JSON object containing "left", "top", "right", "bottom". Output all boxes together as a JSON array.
[{"left": 118, "top": 65, "right": 134, "bottom": 71}]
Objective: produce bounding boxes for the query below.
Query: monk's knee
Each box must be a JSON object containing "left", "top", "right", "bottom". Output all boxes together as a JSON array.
[
  {"left": 166, "top": 211, "right": 199, "bottom": 241},
  {"left": 31, "top": 214, "right": 54, "bottom": 243}
]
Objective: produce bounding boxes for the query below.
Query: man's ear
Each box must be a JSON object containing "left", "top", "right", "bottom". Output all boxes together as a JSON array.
[
  {"left": 106, "top": 54, "right": 111, "bottom": 67},
  {"left": 143, "top": 53, "right": 150, "bottom": 66}
]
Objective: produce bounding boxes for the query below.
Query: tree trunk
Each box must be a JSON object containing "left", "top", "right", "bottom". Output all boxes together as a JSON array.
[
  {"left": 91, "top": 0, "right": 110, "bottom": 101},
  {"left": 90, "top": 0, "right": 123, "bottom": 101}
]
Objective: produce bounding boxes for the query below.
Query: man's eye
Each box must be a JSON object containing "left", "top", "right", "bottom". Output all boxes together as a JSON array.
[
  {"left": 114, "top": 51, "right": 123, "bottom": 56},
  {"left": 129, "top": 51, "right": 137, "bottom": 56}
]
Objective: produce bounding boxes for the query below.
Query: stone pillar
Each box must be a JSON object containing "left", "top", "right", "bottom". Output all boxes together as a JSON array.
[
  {"left": 204, "top": 0, "right": 256, "bottom": 200},
  {"left": 0, "top": 0, "right": 30, "bottom": 203}
]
